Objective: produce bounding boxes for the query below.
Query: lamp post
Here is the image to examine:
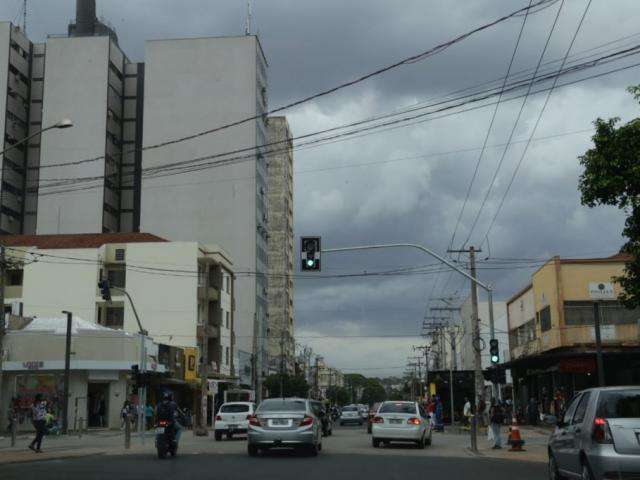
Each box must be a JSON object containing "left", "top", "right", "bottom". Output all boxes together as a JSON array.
[{"left": 0, "top": 118, "right": 73, "bottom": 157}]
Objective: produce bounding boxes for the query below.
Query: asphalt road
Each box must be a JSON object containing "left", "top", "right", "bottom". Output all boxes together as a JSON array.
[{"left": 0, "top": 425, "right": 546, "bottom": 480}]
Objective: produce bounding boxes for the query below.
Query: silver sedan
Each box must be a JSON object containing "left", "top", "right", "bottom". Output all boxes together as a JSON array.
[{"left": 247, "top": 398, "right": 323, "bottom": 456}]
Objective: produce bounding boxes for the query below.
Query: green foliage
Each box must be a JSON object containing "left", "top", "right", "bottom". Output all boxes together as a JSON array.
[
  {"left": 325, "top": 386, "right": 349, "bottom": 406},
  {"left": 578, "top": 85, "right": 640, "bottom": 308},
  {"left": 360, "top": 378, "right": 387, "bottom": 405},
  {"left": 264, "top": 374, "right": 310, "bottom": 399}
]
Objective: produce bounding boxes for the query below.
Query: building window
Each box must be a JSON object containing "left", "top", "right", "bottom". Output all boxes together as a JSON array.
[
  {"left": 225, "top": 311, "right": 230, "bottom": 329},
  {"left": 7, "top": 270, "right": 23, "bottom": 286},
  {"left": 105, "top": 306, "right": 124, "bottom": 329},
  {"left": 564, "top": 300, "right": 640, "bottom": 326},
  {"left": 107, "top": 268, "right": 126, "bottom": 289},
  {"left": 225, "top": 347, "right": 230, "bottom": 366},
  {"left": 225, "top": 275, "right": 230, "bottom": 294},
  {"left": 539, "top": 306, "right": 552, "bottom": 332},
  {"left": 198, "top": 265, "right": 206, "bottom": 288},
  {"left": 564, "top": 301, "right": 595, "bottom": 326},
  {"left": 115, "top": 248, "right": 125, "bottom": 261}
]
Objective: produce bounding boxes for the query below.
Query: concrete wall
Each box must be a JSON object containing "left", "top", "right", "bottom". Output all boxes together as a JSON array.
[
  {"left": 124, "top": 242, "right": 199, "bottom": 347},
  {"left": 21, "top": 248, "right": 101, "bottom": 321},
  {"left": 37, "top": 36, "right": 111, "bottom": 234},
  {"left": 140, "top": 36, "right": 268, "bottom": 380}
]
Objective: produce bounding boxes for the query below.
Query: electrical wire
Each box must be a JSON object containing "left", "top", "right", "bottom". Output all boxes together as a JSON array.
[
  {"left": 479, "top": 0, "right": 594, "bottom": 249},
  {"left": 461, "top": 0, "right": 566, "bottom": 249}
]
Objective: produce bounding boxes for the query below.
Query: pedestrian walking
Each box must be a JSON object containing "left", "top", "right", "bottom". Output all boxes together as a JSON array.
[
  {"left": 28, "top": 395, "right": 47, "bottom": 453},
  {"left": 145, "top": 403, "right": 154, "bottom": 430},
  {"left": 120, "top": 400, "right": 131, "bottom": 430},
  {"left": 462, "top": 397, "right": 472, "bottom": 427},
  {"left": 527, "top": 397, "right": 539, "bottom": 426},
  {"left": 489, "top": 400, "right": 504, "bottom": 449}
]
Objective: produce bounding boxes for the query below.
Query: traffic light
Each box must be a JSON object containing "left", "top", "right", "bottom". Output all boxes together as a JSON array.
[
  {"left": 131, "top": 364, "right": 140, "bottom": 384},
  {"left": 98, "top": 279, "right": 111, "bottom": 301},
  {"left": 301, "top": 236, "right": 321, "bottom": 271},
  {"left": 489, "top": 338, "right": 499, "bottom": 364}
]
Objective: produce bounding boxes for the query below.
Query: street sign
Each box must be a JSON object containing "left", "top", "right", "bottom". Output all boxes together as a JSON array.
[{"left": 588, "top": 282, "right": 615, "bottom": 300}]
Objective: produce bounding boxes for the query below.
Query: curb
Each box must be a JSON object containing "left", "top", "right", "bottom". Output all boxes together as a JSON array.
[{"left": 0, "top": 449, "right": 107, "bottom": 465}]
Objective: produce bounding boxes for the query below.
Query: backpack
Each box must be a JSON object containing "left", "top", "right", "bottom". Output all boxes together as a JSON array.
[{"left": 157, "top": 402, "right": 173, "bottom": 421}]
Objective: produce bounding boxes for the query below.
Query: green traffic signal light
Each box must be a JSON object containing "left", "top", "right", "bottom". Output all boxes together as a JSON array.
[
  {"left": 306, "top": 259, "right": 315, "bottom": 267},
  {"left": 491, "top": 354, "right": 499, "bottom": 363}
]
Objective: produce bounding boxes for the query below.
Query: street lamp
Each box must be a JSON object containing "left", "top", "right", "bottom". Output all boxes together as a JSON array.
[{"left": 0, "top": 118, "right": 74, "bottom": 157}]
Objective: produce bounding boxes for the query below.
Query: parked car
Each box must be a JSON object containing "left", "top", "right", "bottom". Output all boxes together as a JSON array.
[
  {"left": 214, "top": 402, "right": 256, "bottom": 440},
  {"left": 247, "top": 398, "right": 323, "bottom": 456},
  {"left": 548, "top": 386, "right": 640, "bottom": 480},
  {"left": 340, "top": 405, "right": 363, "bottom": 426},
  {"left": 310, "top": 400, "right": 333, "bottom": 437},
  {"left": 371, "top": 401, "right": 432, "bottom": 448},
  {"left": 367, "top": 402, "right": 383, "bottom": 434}
]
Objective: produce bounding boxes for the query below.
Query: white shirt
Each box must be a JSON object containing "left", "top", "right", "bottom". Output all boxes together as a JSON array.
[{"left": 463, "top": 401, "right": 471, "bottom": 417}]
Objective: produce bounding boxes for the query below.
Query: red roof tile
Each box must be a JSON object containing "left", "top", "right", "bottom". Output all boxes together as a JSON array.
[{"left": 0, "top": 232, "right": 167, "bottom": 249}]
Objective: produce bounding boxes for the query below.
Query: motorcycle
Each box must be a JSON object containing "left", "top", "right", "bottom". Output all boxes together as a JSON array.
[{"left": 155, "top": 419, "right": 178, "bottom": 459}]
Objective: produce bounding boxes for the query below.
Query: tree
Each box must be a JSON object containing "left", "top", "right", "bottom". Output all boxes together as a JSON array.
[
  {"left": 578, "top": 85, "right": 640, "bottom": 307},
  {"left": 344, "top": 373, "right": 367, "bottom": 403},
  {"left": 360, "top": 378, "right": 387, "bottom": 406},
  {"left": 264, "top": 374, "right": 309, "bottom": 398},
  {"left": 325, "top": 386, "right": 349, "bottom": 406}
]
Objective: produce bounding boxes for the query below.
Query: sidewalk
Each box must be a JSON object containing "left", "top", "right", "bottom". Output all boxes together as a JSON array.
[{"left": 472, "top": 425, "right": 549, "bottom": 463}]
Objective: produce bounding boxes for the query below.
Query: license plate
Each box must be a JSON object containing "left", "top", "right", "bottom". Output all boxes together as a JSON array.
[
  {"left": 390, "top": 419, "right": 402, "bottom": 424},
  {"left": 270, "top": 419, "right": 290, "bottom": 426},
  {"left": 155, "top": 427, "right": 165, "bottom": 434}
]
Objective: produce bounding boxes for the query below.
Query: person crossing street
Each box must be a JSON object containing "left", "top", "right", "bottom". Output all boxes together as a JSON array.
[
  {"left": 28, "top": 395, "right": 47, "bottom": 453},
  {"left": 489, "top": 400, "right": 504, "bottom": 450}
]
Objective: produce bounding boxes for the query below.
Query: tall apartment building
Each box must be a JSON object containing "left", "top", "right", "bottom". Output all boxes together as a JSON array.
[
  {"left": 0, "top": 1, "right": 280, "bottom": 395},
  {"left": 266, "top": 117, "right": 294, "bottom": 373}
]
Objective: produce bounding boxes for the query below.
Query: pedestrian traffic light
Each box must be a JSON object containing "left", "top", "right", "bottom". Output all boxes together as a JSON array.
[
  {"left": 489, "top": 338, "right": 499, "bottom": 364},
  {"left": 301, "top": 236, "right": 321, "bottom": 271},
  {"left": 98, "top": 279, "right": 111, "bottom": 301}
]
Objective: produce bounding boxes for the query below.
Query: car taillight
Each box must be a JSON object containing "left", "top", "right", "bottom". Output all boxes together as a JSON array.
[
  {"left": 248, "top": 415, "right": 261, "bottom": 427},
  {"left": 372, "top": 416, "right": 384, "bottom": 424},
  {"left": 158, "top": 420, "right": 169, "bottom": 427},
  {"left": 407, "top": 417, "right": 421, "bottom": 425},
  {"left": 593, "top": 417, "right": 613, "bottom": 444},
  {"left": 215, "top": 415, "right": 222, "bottom": 421},
  {"left": 300, "top": 416, "right": 314, "bottom": 427}
]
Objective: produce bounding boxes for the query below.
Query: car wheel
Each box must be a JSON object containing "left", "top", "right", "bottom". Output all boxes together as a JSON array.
[
  {"left": 318, "top": 442, "right": 323, "bottom": 451},
  {"left": 548, "top": 453, "right": 563, "bottom": 480},
  {"left": 581, "top": 462, "right": 593, "bottom": 480},
  {"left": 425, "top": 432, "right": 432, "bottom": 446},
  {"left": 308, "top": 443, "right": 319, "bottom": 457},
  {"left": 247, "top": 444, "right": 258, "bottom": 457},
  {"left": 372, "top": 438, "right": 380, "bottom": 448},
  {"left": 417, "top": 437, "right": 425, "bottom": 449},
  {"left": 227, "top": 433, "right": 233, "bottom": 440},
  {"left": 214, "top": 431, "right": 222, "bottom": 441}
]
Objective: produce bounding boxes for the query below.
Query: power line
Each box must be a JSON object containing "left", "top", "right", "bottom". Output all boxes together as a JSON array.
[
  {"left": 449, "top": 0, "right": 532, "bottom": 250},
  {"left": 461, "top": 0, "right": 566, "bottom": 248},
  {"left": 480, "top": 0, "right": 594, "bottom": 248}
]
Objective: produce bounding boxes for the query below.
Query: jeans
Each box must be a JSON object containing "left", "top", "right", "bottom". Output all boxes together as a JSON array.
[
  {"left": 490, "top": 423, "right": 502, "bottom": 447},
  {"left": 30, "top": 420, "right": 46, "bottom": 450}
]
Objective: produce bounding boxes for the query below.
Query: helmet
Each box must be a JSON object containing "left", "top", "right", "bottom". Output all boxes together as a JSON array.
[{"left": 162, "top": 392, "right": 173, "bottom": 401}]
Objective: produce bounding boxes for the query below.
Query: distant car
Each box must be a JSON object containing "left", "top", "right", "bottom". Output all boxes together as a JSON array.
[
  {"left": 247, "top": 398, "right": 323, "bottom": 456},
  {"left": 548, "top": 386, "right": 640, "bottom": 480},
  {"left": 310, "top": 400, "right": 333, "bottom": 437},
  {"left": 340, "top": 405, "right": 363, "bottom": 426},
  {"left": 367, "top": 402, "right": 383, "bottom": 434},
  {"left": 358, "top": 404, "right": 369, "bottom": 420},
  {"left": 371, "top": 401, "right": 432, "bottom": 448},
  {"left": 214, "top": 402, "right": 256, "bottom": 440}
]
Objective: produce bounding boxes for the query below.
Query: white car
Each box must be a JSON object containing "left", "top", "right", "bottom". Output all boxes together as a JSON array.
[
  {"left": 340, "top": 405, "right": 363, "bottom": 426},
  {"left": 371, "top": 401, "right": 432, "bottom": 448},
  {"left": 214, "top": 402, "right": 256, "bottom": 440}
]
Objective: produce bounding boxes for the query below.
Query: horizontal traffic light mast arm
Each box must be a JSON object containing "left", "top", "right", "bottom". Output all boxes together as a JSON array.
[{"left": 321, "top": 243, "right": 492, "bottom": 292}]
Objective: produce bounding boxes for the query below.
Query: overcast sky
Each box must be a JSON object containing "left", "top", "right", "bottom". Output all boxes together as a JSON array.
[{"left": 4, "top": 0, "right": 639, "bottom": 377}]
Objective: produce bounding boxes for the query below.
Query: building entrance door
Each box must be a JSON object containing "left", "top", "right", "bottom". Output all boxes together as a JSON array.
[{"left": 87, "top": 383, "right": 109, "bottom": 428}]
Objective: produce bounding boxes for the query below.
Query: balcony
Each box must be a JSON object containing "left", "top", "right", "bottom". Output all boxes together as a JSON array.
[
  {"left": 198, "top": 286, "right": 220, "bottom": 301},
  {"left": 197, "top": 324, "right": 220, "bottom": 339}
]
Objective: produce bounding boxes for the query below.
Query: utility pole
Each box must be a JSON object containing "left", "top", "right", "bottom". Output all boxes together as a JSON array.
[
  {"left": 0, "top": 245, "right": 6, "bottom": 415},
  {"left": 448, "top": 246, "right": 483, "bottom": 452},
  {"left": 593, "top": 302, "right": 605, "bottom": 386},
  {"left": 314, "top": 356, "right": 320, "bottom": 400},
  {"left": 61, "top": 311, "right": 72, "bottom": 434},
  {"left": 413, "top": 345, "right": 430, "bottom": 398},
  {"left": 279, "top": 328, "right": 285, "bottom": 398}
]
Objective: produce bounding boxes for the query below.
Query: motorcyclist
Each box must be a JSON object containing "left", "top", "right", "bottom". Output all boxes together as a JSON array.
[{"left": 156, "top": 392, "right": 183, "bottom": 442}]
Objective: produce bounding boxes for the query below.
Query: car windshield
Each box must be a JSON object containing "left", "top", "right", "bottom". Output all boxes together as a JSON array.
[
  {"left": 597, "top": 390, "right": 640, "bottom": 418},
  {"left": 379, "top": 403, "right": 417, "bottom": 414},
  {"left": 342, "top": 406, "right": 358, "bottom": 412},
  {"left": 220, "top": 404, "right": 250, "bottom": 413},
  {"left": 257, "top": 399, "right": 306, "bottom": 412}
]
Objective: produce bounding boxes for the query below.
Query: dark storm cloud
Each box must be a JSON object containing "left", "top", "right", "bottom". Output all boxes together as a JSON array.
[{"left": 4, "top": 0, "right": 639, "bottom": 374}]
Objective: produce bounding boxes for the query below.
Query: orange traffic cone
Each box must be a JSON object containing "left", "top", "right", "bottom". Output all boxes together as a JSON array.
[{"left": 507, "top": 416, "right": 526, "bottom": 452}]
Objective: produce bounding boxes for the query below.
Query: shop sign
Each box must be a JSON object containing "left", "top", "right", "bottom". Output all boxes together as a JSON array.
[
  {"left": 184, "top": 347, "right": 198, "bottom": 382},
  {"left": 588, "top": 282, "right": 615, "bottom": 300},
  {"left": 22, "top": 361, "right": 44, "bottom": 370},
  {"left": 559, "top": 357, "right": 596, "bottom": 373}
]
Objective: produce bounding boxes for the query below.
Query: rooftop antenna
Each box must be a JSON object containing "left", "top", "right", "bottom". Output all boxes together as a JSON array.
[
  {"left": 244, "top": 1, "right": 252, "bottom": 35},
  {"left": 22, "top": 0, "right": 27, "bottom": 33}
]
